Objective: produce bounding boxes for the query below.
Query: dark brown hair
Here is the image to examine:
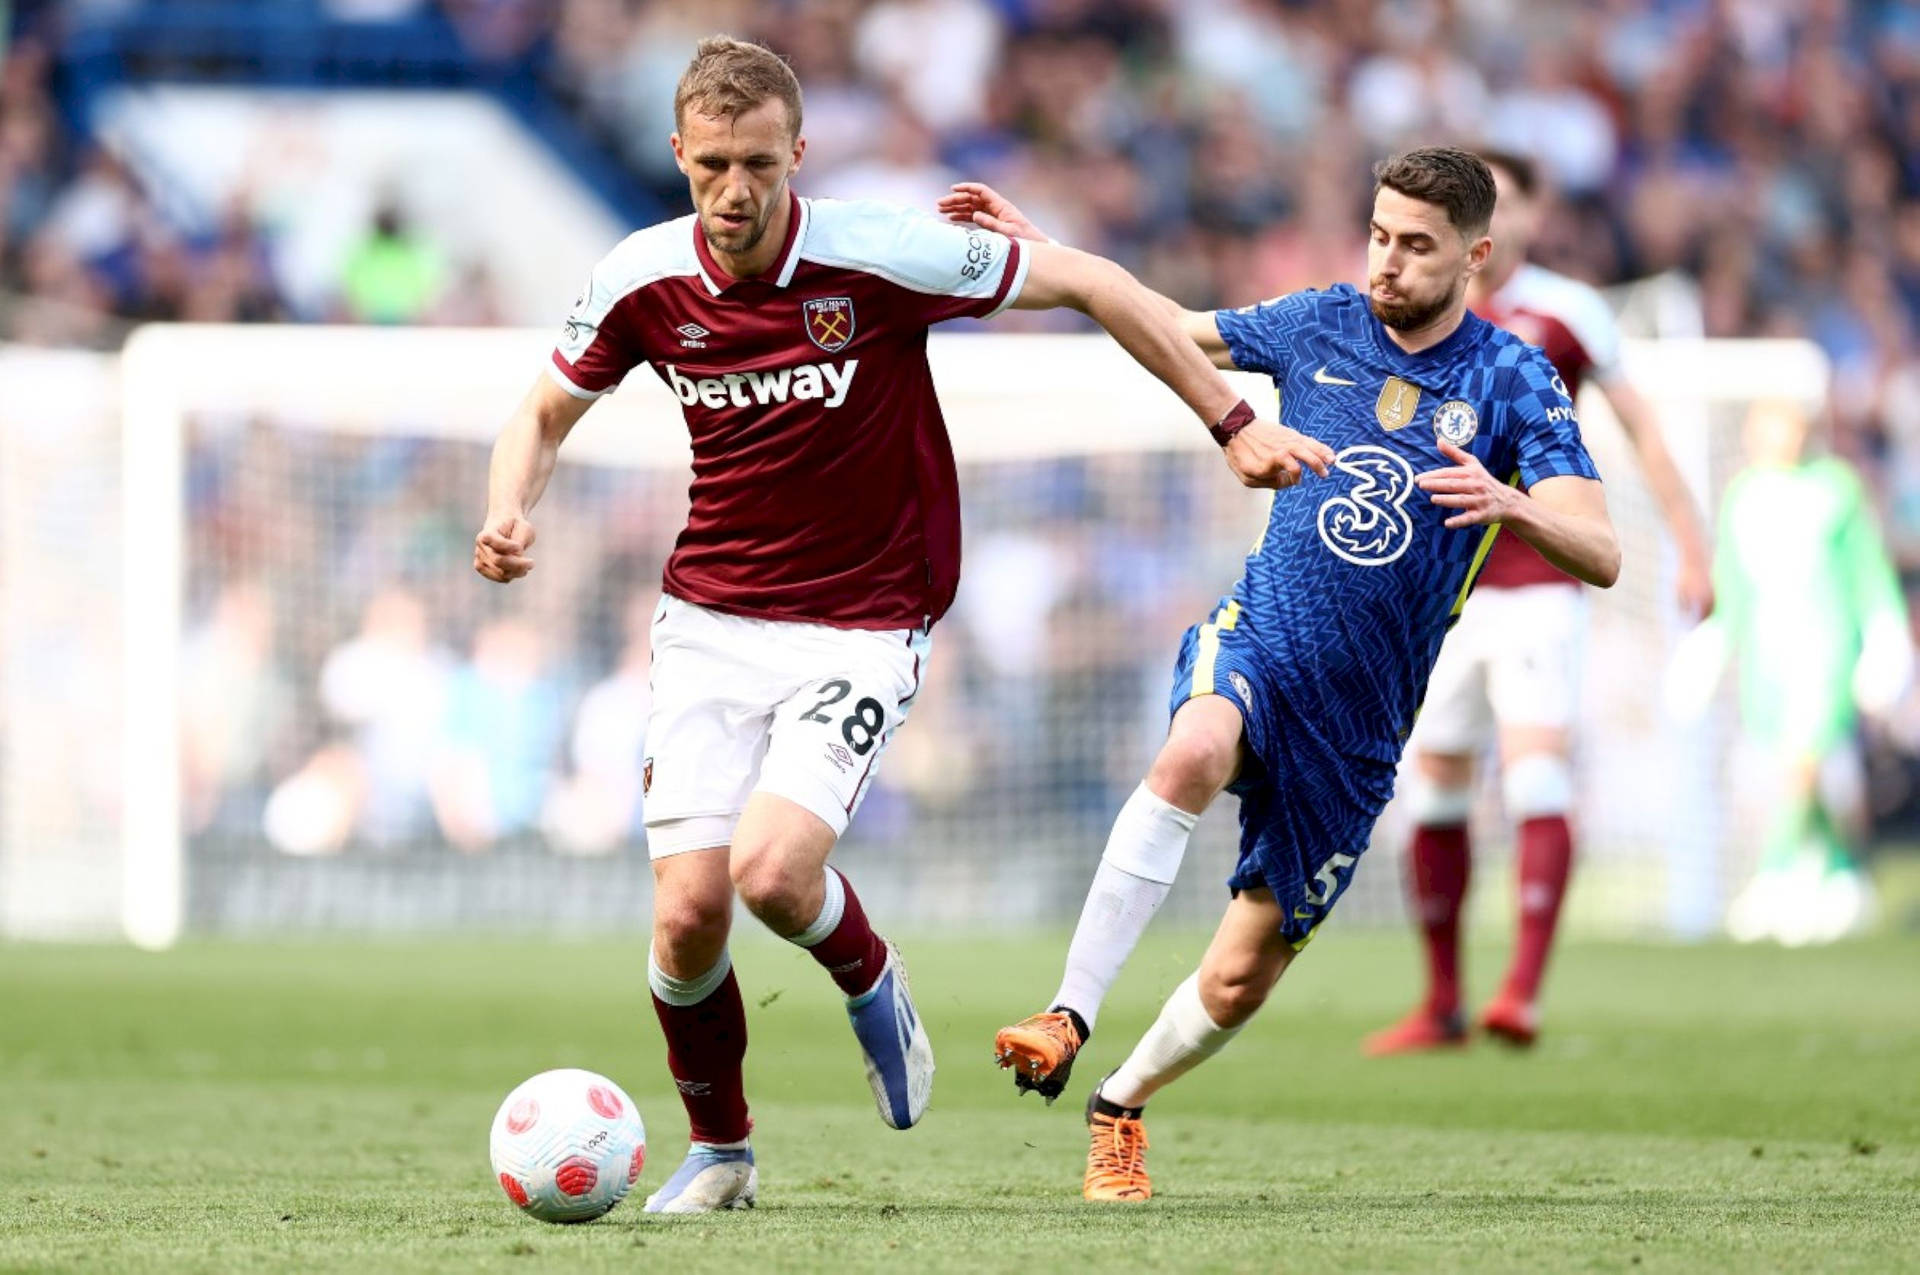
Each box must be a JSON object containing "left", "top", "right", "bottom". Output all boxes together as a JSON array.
[
  {"left": 1476, "top": 148, "right": 1540, "bottom": 198},
  {"left": 675, "top": 36, "right": 804, "bottom": 139},
  {"left": 1372, "top": 147, "right": 1497, "bottom": 236}
]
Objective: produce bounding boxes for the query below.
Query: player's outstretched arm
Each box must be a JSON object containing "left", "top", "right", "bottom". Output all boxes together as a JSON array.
[
  {"left": 1601, "top": 379, "right": 1714, "bottom": 617},
  {"left": 1010, "top": 239, "right": 1332, "bottom": 489},
  {"left": 940, "top": 182, "right": 1236, "bottom": 370},
  {"left": 474, "top": 373, "right": 593, "bottom": 584},
  {"left": 1416, "top": 440, "right": 1621, "bottom": 588}
]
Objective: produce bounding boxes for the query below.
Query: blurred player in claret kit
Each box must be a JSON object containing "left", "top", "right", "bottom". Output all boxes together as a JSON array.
[
  {"left": 941, "top": 148, "right": 1619, "bottom": 1201},
  {"left": 472, "top": 36, "right": 1331, "bottom": 1215},
  {"left": 1365, "top": 150, "right": 1714, "bottom": 1056}
]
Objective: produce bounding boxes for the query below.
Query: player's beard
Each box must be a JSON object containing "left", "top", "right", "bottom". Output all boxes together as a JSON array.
[
  {"left": 1369, "top": 275, "right": 1463, "bottom": 333},
  {"left": 702, "top": 182, "right": 783, "bottom": 257}
]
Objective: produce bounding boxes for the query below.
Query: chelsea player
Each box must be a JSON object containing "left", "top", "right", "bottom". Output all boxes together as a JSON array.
[{"left": 939, "top": 148, "right": 1620, "bottom": 1201}]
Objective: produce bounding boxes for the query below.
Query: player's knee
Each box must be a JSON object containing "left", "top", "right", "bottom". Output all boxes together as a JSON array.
[
  {"left": 1198, "top": 957, "right": 1275, "bottom": 1028},
  {"left": 651, "top": 886, "right": 731, "bottom": 955},
  {"left": 1409, "top": 779, "right": 1474, "bottom": 827},
  {"left": 1149, "top": 727, "right": 1237, "bottom": 809},
  {"left": 727, "top": 842, "right": 812, "bottom": 931},
  {"left": 1502, "top": 754, "right": 1572, "bottom": 820}
]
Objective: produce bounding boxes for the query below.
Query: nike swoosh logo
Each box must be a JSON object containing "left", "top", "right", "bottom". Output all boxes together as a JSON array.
[{"left": 1313, "top": 366, "right": 1357, "bottom": 386}]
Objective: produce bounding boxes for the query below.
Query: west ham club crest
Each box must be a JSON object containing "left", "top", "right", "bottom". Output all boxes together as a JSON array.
[{"left": 803, "top": 296, "right": 856, "bottom": 352}]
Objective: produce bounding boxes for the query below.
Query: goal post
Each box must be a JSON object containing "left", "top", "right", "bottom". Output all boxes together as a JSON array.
[{"left": 5, "top": 323, "right": 1835, "bottom": 945}]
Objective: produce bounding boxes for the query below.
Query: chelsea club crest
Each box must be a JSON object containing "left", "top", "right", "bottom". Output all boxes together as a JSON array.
[{"left": 1433, "top": 399, "right": 1479, "bottom": 447}]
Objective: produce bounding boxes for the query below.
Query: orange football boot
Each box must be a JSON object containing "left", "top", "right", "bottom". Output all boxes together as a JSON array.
[
  {"left": 1362, "top": 1007, "right": 1468, "bottom": 1057},
  {"left": 993, "top": 1010, "right": 1083, "bottom": 1102},
  {"left": 1478, "top": 994, "right": 1539, "bottom": 1048},
  {"left": 1083, "top": 1095, "right": 1151, "bottom": 1202}
]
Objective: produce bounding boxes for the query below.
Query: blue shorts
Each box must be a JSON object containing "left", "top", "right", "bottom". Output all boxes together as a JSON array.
[{"left": 1168, "top": 597, "right": 1398, "bottom": 948}]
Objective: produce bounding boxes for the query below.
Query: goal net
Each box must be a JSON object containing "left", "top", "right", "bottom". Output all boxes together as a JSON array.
[{"left": 0, "top": 322, "right": 1827, "bottom": 945}]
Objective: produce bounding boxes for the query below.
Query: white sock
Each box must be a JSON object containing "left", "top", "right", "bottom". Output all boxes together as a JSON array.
[
  {"left": 786, "top": 866, "right": 845, "bottom": 948},
  {"left": 1051, "top": 782, "right": 1199, "bottom": 1031},
  {"left": 1099, "top": 973, "right": 1241, "bottom": 1109},
  {"left": 647, "top": 950, "right": 732, "bottom": 1006}
]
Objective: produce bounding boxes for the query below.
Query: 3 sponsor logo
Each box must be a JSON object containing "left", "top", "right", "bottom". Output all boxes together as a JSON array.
[{"left": 1317, "top": 445, "right": 1417, "bottom": 567}]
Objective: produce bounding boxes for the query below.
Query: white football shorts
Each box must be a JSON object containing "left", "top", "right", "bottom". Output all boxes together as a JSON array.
[
  {"left": 1414, "top": 582, "right": 1586, "bottom": 755},
  {"left": 641, "top": 594, "right": 931, "bottom": 858}
]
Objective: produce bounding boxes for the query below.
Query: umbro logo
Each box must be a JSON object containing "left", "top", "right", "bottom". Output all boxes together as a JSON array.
[
  {"left": 1313, "top": 366, "right": 1357, "bottom": 386},
  {"left": 676, "top": 322, "right": 711, "bottom": 348}
]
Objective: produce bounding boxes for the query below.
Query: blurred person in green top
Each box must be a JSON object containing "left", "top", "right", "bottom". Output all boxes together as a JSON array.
[
  {"left": 342, "top": 200, "right": 442, "bottom": 323},
  {"left": 1669, "top": 399, "right": 1912, "bottom": 944}
]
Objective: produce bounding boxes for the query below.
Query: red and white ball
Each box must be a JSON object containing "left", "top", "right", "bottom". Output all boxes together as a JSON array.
[{"left": 489, "top": 1068, "right": 646, "bottom": 1223}]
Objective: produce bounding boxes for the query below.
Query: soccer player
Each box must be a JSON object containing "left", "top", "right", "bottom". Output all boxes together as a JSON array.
[
  {"left": 941, "top": 148, "right": 1619, "bottom": 1200},
  {"left": 472, "top": 37, "right": 1331, "bottom": 1215},
  {"left": 1366, "top": 149, "right": 1715, "bottom": 1055},
  {"left": 1671, "top": 400, "right": 1908, "bottom": 944}
]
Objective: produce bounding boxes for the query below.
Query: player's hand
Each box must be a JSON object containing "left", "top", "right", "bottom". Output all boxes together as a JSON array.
[
  {"left": 936, "top": 182, "right": 1052, "bottom": 243},
  {"left": 1224, "top": 420, "right": 1334, "bottom": 490},
  {"left": 1417, "top": 439, "right": 1524, "bottom": 528},
  {"left": 1675, "top": 552, "right": 1715, "bottom": 621},
  {"left": 1853, "top": 614, "right": 1914, "bottom": 716},
  {"left": 474, "top": 512, "right": 537, "bottom": 583}
]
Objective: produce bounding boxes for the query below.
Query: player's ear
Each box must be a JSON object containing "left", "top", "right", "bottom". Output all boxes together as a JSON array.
[
  {"left": 1464, "top": 232, "right": 1492, "bottom": 275},
  {"left": 670, "top": 132, "right": 689, "bottom": 176},
  {"left": 788, "top": 133, "right": 806, "bottom": 175}
]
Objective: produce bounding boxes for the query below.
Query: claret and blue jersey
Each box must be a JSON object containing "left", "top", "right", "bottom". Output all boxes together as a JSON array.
[{"left": 1169, "top": 282, "right": 1600, "bottom": 943}]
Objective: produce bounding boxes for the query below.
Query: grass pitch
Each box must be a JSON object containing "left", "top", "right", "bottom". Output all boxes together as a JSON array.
[{"left": 1, "top": 928, "right": 1915, "bottom": 1273}]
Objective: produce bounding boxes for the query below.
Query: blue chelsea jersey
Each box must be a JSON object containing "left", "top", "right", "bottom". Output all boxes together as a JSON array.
[{"left": 1212, "top": 282, "right": 1600, "bottom": 761}]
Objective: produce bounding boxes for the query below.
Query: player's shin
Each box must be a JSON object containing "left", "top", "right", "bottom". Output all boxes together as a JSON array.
[
  {"left": 1052, "top": 782, "right": 1200, "bottom": 1032},
  {"left": 786, "top": 866, "right": 889, "bottom": 998},
  {"left": 647, "top": 951, "right": 751, "bottom": 1145},
  {"left": 1096, "top": 973, "right": 1244, "bottom": 1110},
  {"left": 1498, "top": 755, "right": 1575, "bottom": 1007},
  {"left": 1405, "top": 767, "right": 1473, "bottom": 1020}
]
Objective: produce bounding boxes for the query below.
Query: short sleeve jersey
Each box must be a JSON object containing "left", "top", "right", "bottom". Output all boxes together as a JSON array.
[
  {"left": 1473, "top": 262, "right": 1624, "bottom": 589},
  {"left": 550, "top": 191, "right": 1028, "bottom": 629},
  {"left": 1213, "top": 283, "right": 1599, "bottom": 760}
]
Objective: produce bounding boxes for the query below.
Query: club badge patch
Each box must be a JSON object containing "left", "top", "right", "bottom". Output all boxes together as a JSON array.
[
  {"left": 1433, "top": 399, "right": 1479, "bottom": 446},
  {"left": 1376, "top": 376, "right": 1421, "bottom": 431},
  {"left": 803, "top": 296, "right": 856, "bottom": 352},
  {"left": 1228, "top": 671, "right": 1254, "bottom": 707}
]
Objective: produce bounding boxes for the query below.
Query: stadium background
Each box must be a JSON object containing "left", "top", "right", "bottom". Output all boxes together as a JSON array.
[
  {"left": 6, "top": 0, "right": 1920, "bottom": 942},
  {"left": 1, "top": 3, "right": 1918, "bottom": 1272}
]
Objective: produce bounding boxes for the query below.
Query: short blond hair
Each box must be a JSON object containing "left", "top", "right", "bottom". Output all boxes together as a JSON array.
[{"left": 674, "top": 36, "right": 803, "bottom": 139}]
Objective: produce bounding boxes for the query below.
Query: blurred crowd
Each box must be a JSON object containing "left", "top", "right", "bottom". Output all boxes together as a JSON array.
[
  {"left": 9, "top": 0, "right": 1920, "bottom": 552},
  {"left": 0, "top": 24, "right": 502, "bottom": 341}
]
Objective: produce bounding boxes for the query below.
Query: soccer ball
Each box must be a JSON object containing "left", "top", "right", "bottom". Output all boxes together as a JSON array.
[{"left": 489, "top": 1068, "right": 647, "bottom": 1223}]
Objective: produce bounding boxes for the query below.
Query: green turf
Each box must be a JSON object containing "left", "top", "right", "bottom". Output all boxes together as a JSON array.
[{"left": 1, "top": 929, "right": 1915, "bottom": 1273}]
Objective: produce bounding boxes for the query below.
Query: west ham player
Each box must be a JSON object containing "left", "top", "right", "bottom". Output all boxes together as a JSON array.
[
  {"left": 1364, "top": 150, "right": 1714, "bottom": 1056},
  {"left": 942, "top": 149, "right": 1618, "bottom": 1200},
  {"left": 472, "top": 37, "right": 1331, "bottom": 1215}
]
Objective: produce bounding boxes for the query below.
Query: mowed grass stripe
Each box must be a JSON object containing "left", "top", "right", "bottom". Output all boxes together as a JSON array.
[{"left": 1, "top": 932, "right": 1915, "bottom": 1272}]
